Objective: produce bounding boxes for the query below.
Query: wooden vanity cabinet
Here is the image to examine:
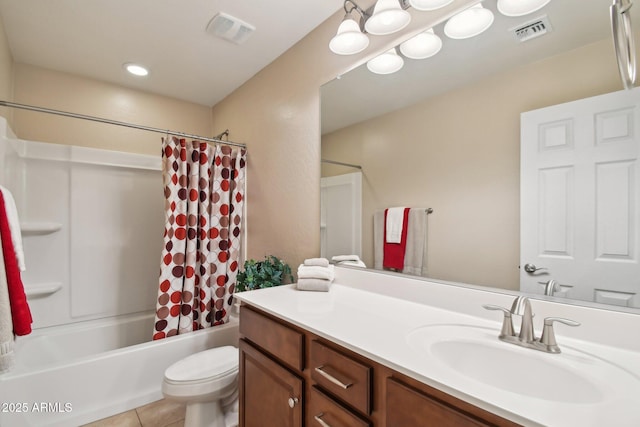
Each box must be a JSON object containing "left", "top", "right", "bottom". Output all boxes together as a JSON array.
[{"left": 239, "top": 304, "right": 520, "bottom": 427}]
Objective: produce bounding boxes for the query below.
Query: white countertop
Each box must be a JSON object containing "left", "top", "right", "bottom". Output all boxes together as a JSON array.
[{"left": 236, "top": 270, "right": 640, "bottom": 427}]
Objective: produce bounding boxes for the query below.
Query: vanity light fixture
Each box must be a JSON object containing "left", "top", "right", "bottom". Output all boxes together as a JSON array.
[
  {"left": 124, "top": 63, "right": 149, "bottom": 77},
  {"left": 399, "top": 28, "right": 442, "bottom": 59},
  {"left": 329, "top": 0, "right": 370, "bottom": 55},
  {"left": 444, "top": 3, "right": 494, "bottom": 39},
  {"left": 409, "top": 0, "right": 454, "bottom": 11},
  {"left": 364, "top": 0, "right": 411, "bottom": 36},
  {"left": 328, "top": 0, "right": 464, "bottom": 56},
  {"left": 367, "top": 47, "right": 404, "bottom": 74},
  {"left": 497, "top": 0, "right": 551, "bottom": 17}
]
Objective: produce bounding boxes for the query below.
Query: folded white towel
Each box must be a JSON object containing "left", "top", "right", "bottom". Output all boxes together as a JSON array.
[
  {"left": 337, "top": 260, "right": 366, "bottom": 268},
  {"left": 297, "top": 278, "right": 332, "bottom": 292},
  {"left": 304, "top": 257, "right": 329, "bottom": 267},
  {"left": 331, "top": 254, "right": 361, "bottom": 262},
  {"left": 297, "top": 264, "right": 335, "bottom": 281},
  {"left": 385, "top": 207, "right": 406, "bottom": 244},
  {"left": 0, "top": 186, "right": 25, "bottom": 271}
]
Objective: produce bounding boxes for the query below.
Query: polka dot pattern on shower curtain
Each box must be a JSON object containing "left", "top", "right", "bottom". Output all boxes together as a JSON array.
[{"left": 153, "top": 137, "right": 246, "bottom": 340}]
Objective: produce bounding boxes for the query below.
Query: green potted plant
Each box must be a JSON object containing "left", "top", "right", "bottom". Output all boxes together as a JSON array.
[{"left": 236, "top": 255, "right": 293, "bottom": 292}]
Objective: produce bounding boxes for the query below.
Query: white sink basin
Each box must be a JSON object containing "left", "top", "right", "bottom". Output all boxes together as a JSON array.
[{"left": 406, "top": 324, "right": 640, "bottom": 404}]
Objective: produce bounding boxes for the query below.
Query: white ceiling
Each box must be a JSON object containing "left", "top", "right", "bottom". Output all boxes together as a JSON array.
[
  {"left": 321, "top": 0, "right": 634, "bottom": 134},
  {"left": 0, "top": 0, "right": 344, "bottom": 107}
]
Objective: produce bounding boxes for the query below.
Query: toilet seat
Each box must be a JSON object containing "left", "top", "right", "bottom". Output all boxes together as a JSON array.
[{"left": 164, "top": 346, "right": 238, "bottom": 385}]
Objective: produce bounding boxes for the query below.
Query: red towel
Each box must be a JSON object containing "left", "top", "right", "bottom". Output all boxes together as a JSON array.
[
  {"left": 0, "top": 192, "right": 32, "bottom": 336},
  {"left": 383, "top": 208, "right": 410, "bottom": 270}
]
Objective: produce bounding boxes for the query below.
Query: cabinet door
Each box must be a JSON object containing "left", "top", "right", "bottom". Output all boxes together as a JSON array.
[
  {"left": 240, "top": 339, "right": 303, "bottom": 427},
  {"left": 386, "top": 378, "right": 490, "bottom": 427}
]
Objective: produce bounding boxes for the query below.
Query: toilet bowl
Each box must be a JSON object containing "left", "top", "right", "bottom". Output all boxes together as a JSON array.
[{"left": 162, "top": 345, "right": 239, "bottom": 427}]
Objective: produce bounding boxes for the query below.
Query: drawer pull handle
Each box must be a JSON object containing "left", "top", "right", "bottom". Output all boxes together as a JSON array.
[
  {"left": 314, "top": 366, "right": 353, "bottom": 389},
  {"left": 314, "top": 413, "right": 332, "bottom": 427}
]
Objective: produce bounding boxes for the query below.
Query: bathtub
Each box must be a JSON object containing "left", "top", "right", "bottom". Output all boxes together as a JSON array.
[{"left": 0, "top": 311, "right": 239, "bottom": 427}]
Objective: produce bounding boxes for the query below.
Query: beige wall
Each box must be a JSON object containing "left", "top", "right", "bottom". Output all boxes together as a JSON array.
[
  {"left": 2, "top": 0, "right": 478, "bottom": 271},
  {"left": 0, "top": 16, "right": 13, "bottom": 124},
  {"left": 11, "top": 63, "right": 213, "bottom": 155},
  {"left": 322, "top": 37, "right": 624, "bottom": 290},
  {"left": 211, "top": 1, "right": 476, "bottom": 267}
]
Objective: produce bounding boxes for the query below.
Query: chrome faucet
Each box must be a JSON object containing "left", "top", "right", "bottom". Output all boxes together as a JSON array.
[
  {"left": 543, "top": 279, "right": 559, "bottom": 296},
  {"left": 483, "top": 296, "right": 580, "bottom": 354}
]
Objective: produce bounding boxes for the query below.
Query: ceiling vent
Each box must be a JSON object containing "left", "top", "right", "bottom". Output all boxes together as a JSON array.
[
  {"left": 511, "top": 15, "right": 552, "bottom": 42},
  {"left": 206, "top": 12, "right": 256, "bottom": 45}
]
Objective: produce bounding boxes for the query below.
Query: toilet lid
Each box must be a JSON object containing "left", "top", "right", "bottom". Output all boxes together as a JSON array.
[{"left": 164, "top": 346, "right": 238, "bottom": 383}]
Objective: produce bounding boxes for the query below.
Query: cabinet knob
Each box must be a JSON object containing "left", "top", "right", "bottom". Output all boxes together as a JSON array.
[{"left": 288, "top": 397, "right": 299, "bottom": 408}]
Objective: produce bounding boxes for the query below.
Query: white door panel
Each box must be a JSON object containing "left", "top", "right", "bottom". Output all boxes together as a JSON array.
[
  {"left": 320, "top": 172, "right": 362, "bottom": 260},
  {"left": 521, "top": 88, "right": 640, "bottom": 308}
]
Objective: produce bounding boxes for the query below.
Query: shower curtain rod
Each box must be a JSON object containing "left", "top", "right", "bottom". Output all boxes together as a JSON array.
[
  {"left": 0, "top": 100, "right": 247, "bottom": 149},
  {"left": 321, "top": 158, "right": 362, "bottom": 169}
]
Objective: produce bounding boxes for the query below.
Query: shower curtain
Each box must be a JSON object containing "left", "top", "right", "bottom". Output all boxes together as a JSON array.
[{"left": 153, "top": 137, "right": 247, "bottom": 340}]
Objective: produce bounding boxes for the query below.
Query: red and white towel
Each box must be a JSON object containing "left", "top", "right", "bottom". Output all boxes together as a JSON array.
[{"left": 383, "top": 207, "right": 410, "bottom": 270}]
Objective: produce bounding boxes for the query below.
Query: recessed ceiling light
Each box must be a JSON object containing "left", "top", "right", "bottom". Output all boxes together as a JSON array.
[{"left": 124, "top": 63, "right": 149, "bottom": 77}]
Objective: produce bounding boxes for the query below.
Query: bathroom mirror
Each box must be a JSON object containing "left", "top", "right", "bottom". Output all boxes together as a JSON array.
[{"left": 321, "top": 0, "right": 640, "bottom": 313}]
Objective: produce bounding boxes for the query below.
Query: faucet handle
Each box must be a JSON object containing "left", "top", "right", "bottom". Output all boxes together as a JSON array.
[
  {"left": 482, "top": 304, "right": 515, "bottom": 337},
  {"left": 539, "top": 317, "right": 581, "bottom": 353}
]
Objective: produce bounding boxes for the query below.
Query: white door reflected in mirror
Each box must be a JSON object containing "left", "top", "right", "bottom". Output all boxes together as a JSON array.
[{"left": 521, "top": 88, "right": 640, "bottom": 308}]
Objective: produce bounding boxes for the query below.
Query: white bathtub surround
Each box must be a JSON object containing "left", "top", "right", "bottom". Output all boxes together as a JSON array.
[
  {"left": 236, "top": 266, "right": 640, "bottom": 427},
  {"left": 153, "top": 138, "right": 247, "bottom": 339},
  {"left": 0, "top": 316, "right": 239, "bottom": 427},
  {"left": 0, "top": 121, "right": 164, "bottom": 330}
]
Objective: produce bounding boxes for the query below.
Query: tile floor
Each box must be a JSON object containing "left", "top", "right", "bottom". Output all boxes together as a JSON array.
[{"left": 82, "top": 399, "right": 186, "bottom": 427}]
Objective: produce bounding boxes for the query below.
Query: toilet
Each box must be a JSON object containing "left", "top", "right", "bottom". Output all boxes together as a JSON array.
[{"left": 162, "top": 346, "right": 239, "bottom": 427}]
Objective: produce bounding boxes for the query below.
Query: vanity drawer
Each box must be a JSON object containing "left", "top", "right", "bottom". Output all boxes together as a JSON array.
[
  {"left": 386, "top": 378, "right": 493, "bottom": 427},
  {"left": 310, "top": 339, "right": 372, "bottom": 415},
  {"left": 240, "top": 305, "right": 304, "bottom": 372},
  {"left": 307, "top": 386, "right": 371, "bottom": 427}
]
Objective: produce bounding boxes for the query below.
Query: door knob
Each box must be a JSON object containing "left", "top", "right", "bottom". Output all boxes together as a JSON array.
[
  {"left": 288, "top": 397, "right": 299, "bottom": 408},
  {"left": 523, "top": 263, "right": 547, "bottom": 274}
]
